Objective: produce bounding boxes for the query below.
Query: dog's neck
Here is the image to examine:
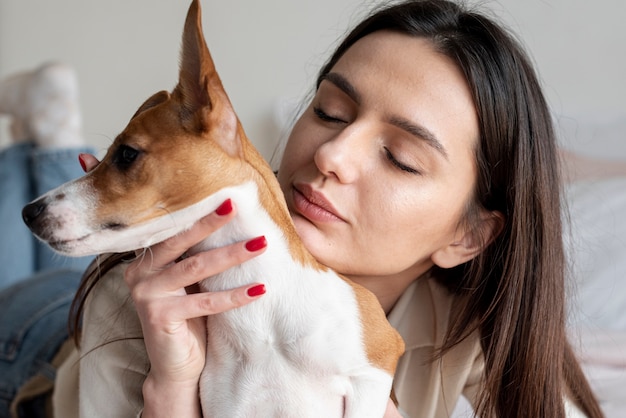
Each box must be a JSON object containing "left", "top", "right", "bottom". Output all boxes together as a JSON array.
[
  {"left": 185, "top": 181, "right": 326, "bottom": 292},
  {"left": 191, "top": 180, "right": 314, "bottom": 260},
  {"left": 190, "top": 182, "right": 279, "bottom": 251}
]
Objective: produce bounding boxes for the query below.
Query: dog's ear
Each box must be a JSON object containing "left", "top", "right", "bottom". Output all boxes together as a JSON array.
[
  {"left": 175, "top": 0, "right": 242, "bottom": 158},
  {"left": 130, "top": 90, "right": 171, "bottom": 121}
]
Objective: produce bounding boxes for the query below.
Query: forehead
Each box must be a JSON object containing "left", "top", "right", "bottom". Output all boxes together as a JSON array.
[{"left": 329, "top": 31, "right": 479, "bottom": 160}]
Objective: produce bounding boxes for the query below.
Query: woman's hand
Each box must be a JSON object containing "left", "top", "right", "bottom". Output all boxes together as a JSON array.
[{"left": 125, "top": 199, "right": 267, "bottom": 417}]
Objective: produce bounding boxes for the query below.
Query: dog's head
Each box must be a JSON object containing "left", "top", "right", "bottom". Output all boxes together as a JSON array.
[{"left": 23, "top": 0, "right": 280, "bottom": 256}]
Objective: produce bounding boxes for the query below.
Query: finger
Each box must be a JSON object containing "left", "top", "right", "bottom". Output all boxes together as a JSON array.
[
  {"left": 162, "top": 283, "right": 266, "bottom": 321},
  {"left": 148, "top": 235, "right": 268, "bottom": 293},
  {"left": 138, "top": 199, "right": 236, "bottom": 267},
  {"left": 78, "top": 153, "right": 100, "bottom": 172}
]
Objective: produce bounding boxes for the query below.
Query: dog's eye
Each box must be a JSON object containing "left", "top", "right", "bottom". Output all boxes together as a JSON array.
[{"left": 113, "top": 145, "right": 140, "bottom": 169}]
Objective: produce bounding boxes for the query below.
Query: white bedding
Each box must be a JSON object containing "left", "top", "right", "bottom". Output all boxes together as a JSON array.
[
  {"left": 565, "top": 177, "right": 626, "bottom": 331},
  {"left": 565, "top": 176, "right": 626, "bottom": 417}
]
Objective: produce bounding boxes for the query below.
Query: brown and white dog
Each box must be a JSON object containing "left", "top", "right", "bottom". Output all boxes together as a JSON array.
[{"left": 22, "top": 1, "right": 404, "bottom": 416}]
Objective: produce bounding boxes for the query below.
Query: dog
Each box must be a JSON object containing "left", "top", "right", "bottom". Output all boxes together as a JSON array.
[{"left": 22, "top": 0, "right": 405, "bottom": 416}]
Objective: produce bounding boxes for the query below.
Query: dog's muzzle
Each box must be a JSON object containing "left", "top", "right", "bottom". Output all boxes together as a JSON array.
[{"left": 22, "top": 199, "right": 48, "bottom": 232}]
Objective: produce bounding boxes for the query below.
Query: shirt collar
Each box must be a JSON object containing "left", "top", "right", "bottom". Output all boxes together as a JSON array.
[{"left": 386, "top": 276, "right": 455, "bottom": 351}]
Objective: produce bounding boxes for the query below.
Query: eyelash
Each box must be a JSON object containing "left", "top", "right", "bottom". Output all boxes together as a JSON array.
[
  {"left": 313, "top": 106, "right": 346, "bottom": 124},
  {"left": 384, "top": 147, "right": 420, "bottom": 175}
]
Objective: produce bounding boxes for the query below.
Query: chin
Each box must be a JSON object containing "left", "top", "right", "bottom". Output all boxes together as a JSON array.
[{"left": 292, "top": 217, "right": 334, "bottom": 264}]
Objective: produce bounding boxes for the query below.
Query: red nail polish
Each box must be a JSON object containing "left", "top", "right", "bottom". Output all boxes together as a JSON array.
[
  {"left": 245, "top": 236, "right": 267, "bottom": 252},
  {"left": 78, "top": 154, "right": 87, "bottom": 172},
  {"left": 215, "top": 199, "right": 233, "bottom": 216},
  {"left": 247, "top": 284, "right": 266, "bottom": 297}
]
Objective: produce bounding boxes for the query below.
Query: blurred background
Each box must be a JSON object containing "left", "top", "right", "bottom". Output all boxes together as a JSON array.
[{"left": 1, "top": 0, "right": 624, "bottom": 162}]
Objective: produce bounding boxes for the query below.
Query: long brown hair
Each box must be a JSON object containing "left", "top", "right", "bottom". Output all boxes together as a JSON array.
[{"left": 314, "top": 1, "right": 602, "bottom": 417}]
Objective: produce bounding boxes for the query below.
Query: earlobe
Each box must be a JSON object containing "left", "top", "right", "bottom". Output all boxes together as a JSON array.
[
  {"left": 431, "top": 210, "right": 504, "bottom": 269},
  {"left": 431, "top": 240, "right": 479, "bottom": 269}
]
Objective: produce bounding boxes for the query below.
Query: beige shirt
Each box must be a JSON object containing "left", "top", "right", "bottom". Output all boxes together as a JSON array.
[
  {"left": 387, "top": 277, "right": 484, "bottom": 417},
  {"left": 53, "top": 263, "right": 585, "bottom": 418},
  {"left": 54, "top": 264, "right": 146, "bottom": 418}
]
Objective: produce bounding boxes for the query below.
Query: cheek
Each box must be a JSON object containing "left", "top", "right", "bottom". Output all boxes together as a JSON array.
[
  {"left": 355, "top": 189, "right": 463, "bottom": 261},
  {"left": 278, "top": 118, "right": 319, "bottom": 178}
]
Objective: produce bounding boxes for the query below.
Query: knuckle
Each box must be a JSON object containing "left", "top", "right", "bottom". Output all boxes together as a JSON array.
[
  {"left": 124, "top": 259, "right": 154, "bottom": 288},
  {"left": 225, "top": 244, "right": 253, "bottom": 265},
  {"left": 197, "top": 290, "right": 243, "bottom": 315},
  {"left": 180, "top": 255, "right": 205, "bottom": 276},
  {"left": 130, "top": 280, "right": 150, "bottom": 303},
  {"left": 197, "top": 295, "right": 218, "bottom": 313},
  {"left": 141, "top": 300, "right": 166, "bottom": 326},
  {"left": 123, "top": 264, "right": 138, "bottom": 286},
  {"left": 227, "top": 288, "right": 248, "bottom": 309},
  {"left": 124, "top": 264, "right": 157, "bottom": 302},
  {"left": 159, "top": 235, "right": 183, "bottom": 253},
  {"left": 225, "top": 290, "right": 240, "bottom": 308}
]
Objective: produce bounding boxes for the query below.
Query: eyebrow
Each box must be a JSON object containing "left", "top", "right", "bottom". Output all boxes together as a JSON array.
[
  {"left": 389, "top": 116, "right": 449, "bottom": 160},
  {"left": 320, "top": 72, "right": 449, "bottom": 161},
  {"left": 320, "top": 72, "right": 361, "bottom": 104}
]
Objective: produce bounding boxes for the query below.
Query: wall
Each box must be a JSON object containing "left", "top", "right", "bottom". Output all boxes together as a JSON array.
[
  {"left": 1, "top": 0, "right": 624, "bottom": 160},
  {"left": 488, "top": 0, "right": 626, "bottom": 159}
]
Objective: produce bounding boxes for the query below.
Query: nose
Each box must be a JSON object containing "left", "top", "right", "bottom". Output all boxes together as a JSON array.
[
  {"left": 22, "top": 200, "right": 46, "bottom": 229},
  {"left": 313, "top": 124, "right": 368, "bottom": 183}
]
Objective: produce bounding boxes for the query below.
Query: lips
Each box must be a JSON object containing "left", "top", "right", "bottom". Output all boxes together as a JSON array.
[{"left": 292, "top": 183, "right": 345, "bottom": 223}]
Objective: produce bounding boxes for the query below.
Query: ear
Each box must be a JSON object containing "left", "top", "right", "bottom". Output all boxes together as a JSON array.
[
  {"left": 174, "top": 0, "right": 241, "bottom": 157},
  {"left": 130, "top": 90, "right": 170, "bottom": 121},
  {"left": 431, "top": 210, "right": 504, "bottom": 269}
]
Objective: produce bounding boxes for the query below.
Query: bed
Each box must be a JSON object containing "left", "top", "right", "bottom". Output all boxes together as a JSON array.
[
  {"left": 564, "top": 163, "right": 626, "bottom": 417},
  {"left": 558, "top": 114, "right": 626, "bottom": 417}
]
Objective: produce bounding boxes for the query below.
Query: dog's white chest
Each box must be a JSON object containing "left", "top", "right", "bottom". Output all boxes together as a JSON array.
[
  {"left": 193, "top": 188, "right": 393, "bottom": 417},
  {"left": 198, "top": 265, "right": 387, "bottom": 417}
]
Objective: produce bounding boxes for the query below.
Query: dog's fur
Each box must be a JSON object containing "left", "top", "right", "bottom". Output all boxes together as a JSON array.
[{"left": 22, "top": 1, "right": 404, "bottom": 416}]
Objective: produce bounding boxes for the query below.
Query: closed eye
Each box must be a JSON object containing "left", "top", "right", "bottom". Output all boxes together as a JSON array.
[
  {"left": 313, "top": 106, "right": 347, "bottom": 124},
  {"left": 384, "top": 147, "right": 420, "bottom": 175}
]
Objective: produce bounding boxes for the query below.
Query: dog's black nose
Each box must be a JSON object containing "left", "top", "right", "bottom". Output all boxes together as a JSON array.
[{"left": 22, "top": 201, "right": 45, "bottom": 228}]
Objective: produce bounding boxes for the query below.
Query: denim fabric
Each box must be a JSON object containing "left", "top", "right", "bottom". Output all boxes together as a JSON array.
[
  {"left": 0, "top": 142, "right": 96, "bottom": 417},
  {"left": 0, "top": 142, "right": 95, "bottom": 290},
  {"left": 0, "top": 269, "right": 82, "bottom": 418},
  {"left": 0, "top": 143, "right": 36, "bottom": 288}
]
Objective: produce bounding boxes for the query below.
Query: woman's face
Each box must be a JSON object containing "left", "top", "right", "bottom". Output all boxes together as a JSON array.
[{"left": 277, "top": 31, "right": 479, "bottom": 291}]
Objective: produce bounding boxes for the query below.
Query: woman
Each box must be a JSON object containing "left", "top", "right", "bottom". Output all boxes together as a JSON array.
[{"left": 1, "top": 1, "right": 603, "bottom": 417}]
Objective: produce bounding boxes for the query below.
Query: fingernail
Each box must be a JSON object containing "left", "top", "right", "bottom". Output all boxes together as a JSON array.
[
  {"left": 247, "top": 284, "right": 266, "bottom": 297},
  {"left": 215, "top": 199, "right": 233, "bottom": 216},
  {"left": 78, "top": 154, "right": 87, "bottom": 172},
  {"left": 245, "top": 236, "right": 267, "bottom": 252}
]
